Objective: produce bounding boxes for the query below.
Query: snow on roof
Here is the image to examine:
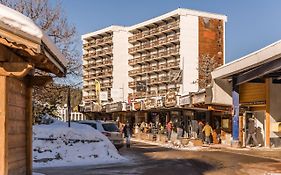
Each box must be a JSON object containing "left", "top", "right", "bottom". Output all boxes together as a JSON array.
[{"left": 0, "top": 4, "right": 67, "bottom": 72}]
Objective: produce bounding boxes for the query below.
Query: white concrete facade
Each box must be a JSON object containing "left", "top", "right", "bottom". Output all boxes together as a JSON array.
[
  {"left": 82, "top": 8, "right": 227, "bottom": 107},
  {"left": 179, "top": 15, "right": 199, "bottom": 95},
  {"left": 112, "top": 28, "right": 130, "bottom": 102}
]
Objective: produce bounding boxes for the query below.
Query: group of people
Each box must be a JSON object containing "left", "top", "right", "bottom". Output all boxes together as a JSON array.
[{"left": 166, "top": 120, "right": 216, "bottom": 144}]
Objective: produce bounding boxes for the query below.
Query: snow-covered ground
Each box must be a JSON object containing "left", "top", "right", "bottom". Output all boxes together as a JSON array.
[{"left": 33, "top": 117, "right": 127, "bottom": 168}]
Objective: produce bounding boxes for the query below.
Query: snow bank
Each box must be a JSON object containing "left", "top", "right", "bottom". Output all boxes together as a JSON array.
[
  {"left": 33, "top": 117, "right": 126, "bottom": 167},
  {"left": 33, "top": 173, "right": 45, "bottom": 175},
  {"left": 131, "top": 138, "right": 205, "bottom": 151}
]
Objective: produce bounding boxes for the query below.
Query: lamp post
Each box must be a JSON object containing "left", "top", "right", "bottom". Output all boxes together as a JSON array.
[{"left": 67, "top": 87, "right": 71, "bottom": 127}]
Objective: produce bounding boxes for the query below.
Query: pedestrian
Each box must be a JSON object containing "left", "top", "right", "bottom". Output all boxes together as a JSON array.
[
  {"left": 202, "top": 122, "right": 213, "bottom": 144},
  {"left": 198, "top": 120, "right": 204, "bottom": 140},
  {"left": 166, "top": 121, "right": 173, "bottom": 141},
  {"left": 246, "top": 117, "right": 259, "bottom": 147},
  {"left": 123, "top": 122, "right": 131, "bottom": 148},
  {"left": 191, "top": 120, "right": 199, "bottom": 139}
]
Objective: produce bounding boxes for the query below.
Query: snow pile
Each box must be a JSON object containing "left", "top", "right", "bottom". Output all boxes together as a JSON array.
[
  {"left": 33, "top": 117, "right": 126, "bottom": 167},
  {"left": 131, "top": 138, "right": 204, "bottom": 151}
]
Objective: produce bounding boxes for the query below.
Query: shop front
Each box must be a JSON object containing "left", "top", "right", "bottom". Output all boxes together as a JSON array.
[{"left": 212, "top": 40, "right": 281, "bottom": 147}]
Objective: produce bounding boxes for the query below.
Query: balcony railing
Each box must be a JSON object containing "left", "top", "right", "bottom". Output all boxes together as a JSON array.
[
  {"left": 84, "top": 36, "right": 113, "bottom": 49},
  {"left": 129, "top": 21, "right": 179, "bottom": 43},
  {"left": 102, "top": 82, "right": 112, "bottom": 88},
  {"left": 129, "top": 34, "right": 179, "bottom": 54},
  {"left": 83, "top": 48, "right": 112, "bottom": 60},
  {"left": 128, "top": 86, "right": 180, "bottom": 100}
]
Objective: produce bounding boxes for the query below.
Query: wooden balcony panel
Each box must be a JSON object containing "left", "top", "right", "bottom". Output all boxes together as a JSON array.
[
  {"left": 142, "top": 31, "right": 150, "bottom": 38},
  {"left": 128, "top": 36, "right": 135, "bottom": 42},
  {"left": 151, "top": 65, "right": 158, "bottom": 71},
  {"left": 135, "top": 33, "right": 142, "bottom": 39},
  {"left": 104, "top": 49, "right": 113, "bottom": 54},
  {"left": 151, "top": 53, "right": 158, "bottom": 59},
  {"left": 103, "top": 60, "right": 113, "bottom": 65},
  {"left": 150, "top": 28, "right": 159, "bottom": 35},
  {"left": 158, "top": 63, "right": 167, "bottom": 70},
  {"left": 149, "top": 78, "right": 158, "bottom": 84},
  {"left": 168, "top": 61, "right": 180, "bottom": 68},
  {"left": 159, "top": 51, "right": 168, "bottom": 57},
  {"left": 159, "top": 38, "right": 167, "bottom": 45},
  {"left": 143, "top": 43, "right": 150, "bottom": 49},
  {"left": 128, "top": 48, "right": 135, "bottom": 53},
  {"left": 128, "top": 59, "right": 135, "bottom": 65},
  {"left": 96, "top": 38, "right": 104, "bottom": 44},
  {"left": 151, "top": 41, "right": 159, "bottom": 47},
  {"left": 136, "top": 46, "right": 142, "bottom": 51}
]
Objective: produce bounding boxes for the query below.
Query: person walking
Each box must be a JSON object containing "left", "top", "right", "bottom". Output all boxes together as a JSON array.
[
  {"left": 202, "top": 122, "right": 213, "bottom": 144},
  {"left": 198, "top": 120, "right": 204, "bottom": 140},
  {"left": 166, "top": 121, "right": 173, "bottom": 141},
  {"left": 123, "top": 123, "right": 131, "bottom": 148},
  {"left": 246, "top": 117, "right": 259, "bottom": 147}
]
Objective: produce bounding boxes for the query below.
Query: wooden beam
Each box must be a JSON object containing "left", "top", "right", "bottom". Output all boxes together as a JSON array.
[
  {"left": 0, "top": 76, "right": 8, "bottom": 175},
  {"left": 236, "top": 58, "right": 281, "bottom": 85},
  {"left": 0, "top": 63, "right": 33, "bottom": 78},
  {"left": 0, "top": 44, "right": 23, "bottom": 62},
  {"left": 265, "top": 78, "right": 271, "bottom": 147},
  {"left": 25, "top": 79, "right": 33, "bottom": 175}
]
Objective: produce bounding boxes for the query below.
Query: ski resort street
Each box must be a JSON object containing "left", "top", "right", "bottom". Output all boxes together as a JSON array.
[{"left": 34, "top": 141, "right": 281, "bottom": 175}]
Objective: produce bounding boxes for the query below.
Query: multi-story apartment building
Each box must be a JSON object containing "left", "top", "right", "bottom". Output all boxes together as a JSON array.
[
  {"left": 128, "top": 9, "right": 226, "bottom": 102},
  {"left": 82, "top": 9, "right": 227, "bottom": 111},
  {"left": 82, "top": 26, "right": 130, "bottom": 111}
]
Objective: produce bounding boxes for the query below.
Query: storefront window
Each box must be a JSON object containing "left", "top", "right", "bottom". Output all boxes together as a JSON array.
[{"left": 222, "top": 118, "right": 230, "bottom": 129}]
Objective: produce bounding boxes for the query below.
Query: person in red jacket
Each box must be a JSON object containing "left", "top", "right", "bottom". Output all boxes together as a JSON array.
[{"left": 166, "top": 121, "right": 173, "bottom": 141}]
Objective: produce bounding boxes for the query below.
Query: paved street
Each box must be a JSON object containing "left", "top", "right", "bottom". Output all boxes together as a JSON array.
[{"left": 35, "top": 142, "right": 281, "bottom": 175}]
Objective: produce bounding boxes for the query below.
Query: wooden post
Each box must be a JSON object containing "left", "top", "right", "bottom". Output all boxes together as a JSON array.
[
  {"left": 265, "top": 78, "right": 271, "bottom": 147},
  {"left": 0, "top": 76, "right": 8, "bottom": 175},
  {"left": 26, "top": 83, "right": 33, "bottom": 175}
]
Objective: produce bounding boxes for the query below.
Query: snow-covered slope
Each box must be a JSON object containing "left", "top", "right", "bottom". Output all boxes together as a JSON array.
[{"left": 33, "top": 118, "right": 126, "bottom": 167}]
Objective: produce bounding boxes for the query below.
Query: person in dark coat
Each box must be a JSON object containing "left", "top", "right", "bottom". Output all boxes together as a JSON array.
[
  {"left": 246, "top": 117, "right": 259, "bottom": 146},
  {"left": 123, "top": 123, "right": 131, "bottom": 148}
]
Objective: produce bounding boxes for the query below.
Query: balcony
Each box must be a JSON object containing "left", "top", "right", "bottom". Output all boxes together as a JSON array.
[
  {"left": 149, "top": 78, "right": 158, "bottom": 85},
  {"left": 102, "top": 82, "right": 112, "bottom": 88},
  {"left": 83, "top": 95, "right": 96, "bottom": 100},
  {"left": 158, "top": 63, "right": 167, "bottom": 70},
  {"left": 147, "top": 90, "right": 157, "bottom": 97},
  {"left": 128, "top": 81, "right": 136, "bottom": 88},
  {"left": 128, "top": 68, "right": 142, "bottom": 77},
  {"left": 158, "top": 89, "right": 168, "bottom": 96},
  {"left": 129, "top": 20, "right": 180, "bottom": 43},
  {"left": 167, "top": 61, "right": 180, "bottom": 68},
  {"left": 84, "top": 36, "right": 113, "bottom": 49},
  {"left": 159, "top": 76, "right": 170, "bottom": 83},
  {"left": 129, "top": 34, "right": 179, "bottom": 54}
]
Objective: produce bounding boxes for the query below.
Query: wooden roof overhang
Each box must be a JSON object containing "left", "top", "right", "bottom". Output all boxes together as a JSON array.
[{"left": 0, "top": 21, "right": 67, "bottom": 77}]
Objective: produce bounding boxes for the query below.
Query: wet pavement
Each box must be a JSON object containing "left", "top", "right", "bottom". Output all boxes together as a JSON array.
[{"left": 34, "top": 141, "right": 281, "bottom": 175}]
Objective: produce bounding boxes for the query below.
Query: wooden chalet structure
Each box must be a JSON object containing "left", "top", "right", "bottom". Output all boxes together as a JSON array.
[{"left": 0, "top": 4, "right": 67, "bottom": 175}]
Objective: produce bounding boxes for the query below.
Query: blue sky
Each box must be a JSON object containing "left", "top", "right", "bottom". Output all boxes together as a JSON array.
[{"left": 58, "top": 0, "right": 281, "bottom": 63}]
